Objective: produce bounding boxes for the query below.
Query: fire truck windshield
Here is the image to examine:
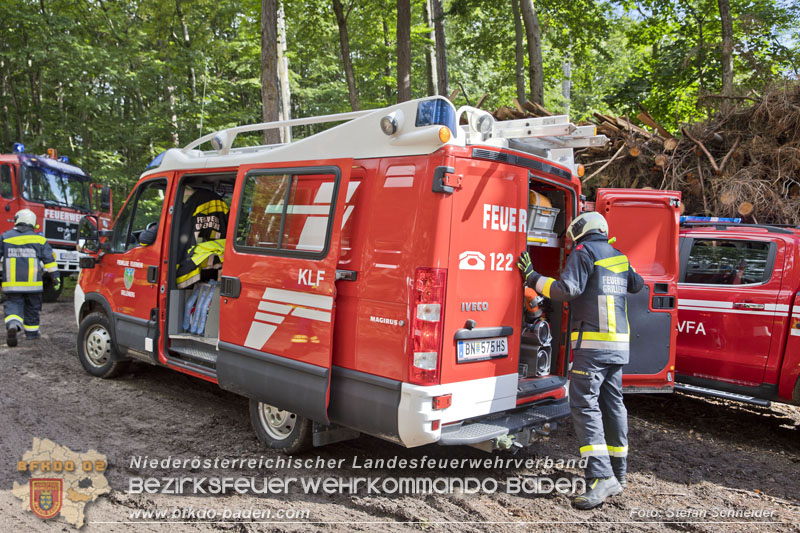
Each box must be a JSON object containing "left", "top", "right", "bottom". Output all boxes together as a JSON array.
[{"left": 21, "top": 165, "right": 90, "bottom": 212}]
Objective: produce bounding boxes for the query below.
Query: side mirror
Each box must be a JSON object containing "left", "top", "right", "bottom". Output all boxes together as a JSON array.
[
  {"left": 77, "top": 215, "right": 100, "bottom": 255},
  {"left": 100, "top": 186, "right": 112, "bottom": 212}
]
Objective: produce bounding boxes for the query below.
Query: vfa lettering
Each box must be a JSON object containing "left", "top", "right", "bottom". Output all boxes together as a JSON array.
[
  {"left": 483, "top": 204, "right": 527, "bottom": 233},
  {"left": 678, "top": 320, "right": 706, "bottom": 335}
]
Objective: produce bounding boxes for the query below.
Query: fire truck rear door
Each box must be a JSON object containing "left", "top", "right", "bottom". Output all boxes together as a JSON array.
[
  {"left": 596, "top": 189, "right": 681, "bottom": 392},
  {"left": 216, "top": 159, "right": 353, "bottom": 424}
]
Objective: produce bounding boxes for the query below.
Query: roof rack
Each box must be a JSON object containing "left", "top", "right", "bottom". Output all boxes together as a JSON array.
[
  {"left": 680, "top": 222, "right": 794, "bottom": 235},
  {"left": 150, "top": 98, "right": 607, "bottom": 176},
  {"left": 183, "top": 109, "right": 372, "bottom": 155}
]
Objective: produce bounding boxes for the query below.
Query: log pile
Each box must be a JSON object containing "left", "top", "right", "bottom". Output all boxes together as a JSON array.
[{"left": 492, "top": 81, "right": 800, "bottom": 225}]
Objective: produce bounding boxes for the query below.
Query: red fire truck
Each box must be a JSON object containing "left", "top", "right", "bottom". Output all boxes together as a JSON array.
[
  {"left": 0, "top": 145, "right": 113, "bottom": 301},
  {"left": 73, "top": 97, "right": 679, "bottom": 453},
  {"left": 675, "top": 219, "right": 800, "bottom": 407}
]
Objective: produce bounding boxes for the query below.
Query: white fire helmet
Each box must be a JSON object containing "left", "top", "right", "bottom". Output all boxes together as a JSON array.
[
  {"left": 566, "top": 211, "right": 608, "bottom": 243},
  {"left": 14, "top": 208, "right": 37, "bottom": 227}
]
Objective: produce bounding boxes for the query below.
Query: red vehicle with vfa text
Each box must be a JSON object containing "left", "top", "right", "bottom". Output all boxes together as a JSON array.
[
  {"left": 73, "top": 96, "right": 679, "bottom": 453},
  {"left": 675, "top": 218, "right": 800, "bottom": 407}
]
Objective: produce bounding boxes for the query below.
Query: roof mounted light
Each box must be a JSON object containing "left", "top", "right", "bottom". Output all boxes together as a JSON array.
[
  {"left": 12, "top": 142, "right": 25, "bottom": 153},
  {"left": 380, "top": 110, "right": 404, "bottom": 136},
  {"left": 59, "top": 156, "right": 69, "bottom": 163}
]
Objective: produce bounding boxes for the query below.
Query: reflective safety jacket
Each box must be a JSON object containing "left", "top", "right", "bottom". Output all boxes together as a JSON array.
[
  {"left": 530, "top": 233, "right": 644, "bottom": 364},
  {"left": 176, "top": 239, "right": 225, "bottom": 289},
  {"left": 0, "top": 226, "right": 58, "bottom": 293}
]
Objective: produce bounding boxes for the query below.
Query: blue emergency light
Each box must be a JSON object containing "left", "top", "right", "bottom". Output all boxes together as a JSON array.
[
  {"left": 680, "top": 216, "right": 742, "bottom": 224},
  {"left": 12, "top": 143, "right": 25, "bottom": 153},
  {"left": 59, "top": 156, "right": 69, "bottom": 163}
]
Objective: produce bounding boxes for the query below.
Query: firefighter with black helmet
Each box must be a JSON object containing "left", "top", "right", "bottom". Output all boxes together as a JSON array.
[
  {"left": 1, "top": 209, "right": 60, "bottom": 346},
  {"left": 518, "top": 211, "right": 643, "bottom": 509}
]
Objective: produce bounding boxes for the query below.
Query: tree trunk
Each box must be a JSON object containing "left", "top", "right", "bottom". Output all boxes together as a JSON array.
[
  {"left": 519, "top": 0, "right": 544, "bottom": 105},
  {"left": 430, "top": 0, "right": 448, "bottom": 96},
  {"left": 261, "top": 0, "right": 281, "bottom": 145},
  {"left": 277, "top": 3, "right": 292, "bottom": 142},
  {"left": 718, "top": 0, "right": 734, "bottom": 95},
  {"left": 382, "top": 18, "right": 392, "bottom": 102},
  {"left": 167, "top": 84, "right": 180, "bottom": 146},
  {"left": 175, "top": 0, "right": 196, "bottom": 100},
  {"left": 396, "top": 0, "right": 411, "bottom": 102},
  {"left": 562, "top": 58, "right": 571, "bottom": 116},
  {"left": 511, "top": 0, "right": 526, "bottom": 103},
  {"left": 423, "top": 0, "right": 436, "bottom": 97},
  {"left": 332, "top": 0, "right": 360, "bottom": 110}
]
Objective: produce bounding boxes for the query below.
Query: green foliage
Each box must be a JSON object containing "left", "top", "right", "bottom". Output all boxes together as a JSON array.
[{"left": 0, "top": 0, "right": 797, "bottom": 208}]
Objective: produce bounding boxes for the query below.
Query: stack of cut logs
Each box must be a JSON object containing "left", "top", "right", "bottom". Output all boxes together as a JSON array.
[{"left": 489, "top": 81, "right": 800, "bottom": 225}]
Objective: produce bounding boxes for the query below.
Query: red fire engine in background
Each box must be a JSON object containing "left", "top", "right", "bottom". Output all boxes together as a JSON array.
[
  {"left": 0, "top": 144, "right": 113, "bottom": 301},
  {"left": 675, "top": 218, "right": 800, "bottom": 407},
  {"left": 73, "top": 97, "right": 679, "bottom": 453}
]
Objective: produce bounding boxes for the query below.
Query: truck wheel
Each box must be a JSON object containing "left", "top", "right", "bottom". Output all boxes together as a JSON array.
[
  {"left": 77, "top": 312, "right": 129, "bottom": 378},
  {"left": 42, "top": 276, "right": 63, "bottom": 303},
  {"left": 249, "top": 399, "right": 312, "bottom": 454}
]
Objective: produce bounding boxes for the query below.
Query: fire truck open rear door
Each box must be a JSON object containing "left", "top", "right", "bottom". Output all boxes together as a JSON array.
[
  {"left": 596, "top": 189, "right": 680, "bottom": 393},
  {"left": 216, "top": 159, "right": 353, "bottom": 423}
]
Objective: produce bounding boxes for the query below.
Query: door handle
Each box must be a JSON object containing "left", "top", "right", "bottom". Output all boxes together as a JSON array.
[
  {"left": 733, "top": 302, "right": 765, "bottom": 310},
  {"left": 220, "top": 276, "right": 241, "bottom": 298}
]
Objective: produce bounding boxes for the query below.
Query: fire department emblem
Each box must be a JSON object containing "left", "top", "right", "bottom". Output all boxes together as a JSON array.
[
  {"left": 123, "top": 267, "right": 135, "bottom": 290},
  {"left": 29, "top": 479, "right": 62, "bottom": 519}
]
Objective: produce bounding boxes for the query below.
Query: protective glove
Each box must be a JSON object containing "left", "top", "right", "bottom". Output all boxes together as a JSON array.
[
  {"left": 516, "top": 251, "right": 541, "bottom": 286},
  {"left": 50, "top": 272, "right": 62, "bottom": 291}
]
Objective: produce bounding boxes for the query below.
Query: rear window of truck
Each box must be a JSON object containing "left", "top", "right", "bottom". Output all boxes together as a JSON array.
[{"left": 684, "top": 239, "right": 771, "bottom": 285}]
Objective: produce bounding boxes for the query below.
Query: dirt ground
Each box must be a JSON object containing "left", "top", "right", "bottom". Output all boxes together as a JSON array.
[{"left": 1, "top": 300, "right": 799, "bottom": 532}]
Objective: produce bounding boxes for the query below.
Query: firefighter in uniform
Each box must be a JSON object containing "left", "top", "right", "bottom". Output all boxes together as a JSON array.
[
  {"left": 518, "top": 211, "right": 643, "bottom": 509},
  {"left": 1, "top": 209, "right": 60, "bottom": 347}
]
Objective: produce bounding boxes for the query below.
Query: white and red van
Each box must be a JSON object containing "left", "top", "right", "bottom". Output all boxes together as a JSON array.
[{"left": 74, "top": 97, "right": 679, "bottom": 452}]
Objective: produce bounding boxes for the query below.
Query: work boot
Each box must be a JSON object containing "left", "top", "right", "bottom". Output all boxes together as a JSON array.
[
  {"left": 25, "top": 332, "right": 40, "bottom": 340},
  {"left": 6, "top": 324, "right": 19, "bottom": 347},
  {"left": 573, "top": 477, "right": 622, "bottom": 510},
  {"left": 615, "top": 472, "right": 627, "bottom": 490}
]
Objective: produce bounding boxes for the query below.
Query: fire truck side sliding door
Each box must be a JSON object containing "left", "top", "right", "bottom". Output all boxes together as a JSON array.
[
  {"left": 216, "top": 159, "right": 353, "bottom": 424},
  {"left": 596, "top": 189, "right": 681, "bottom": 393}
]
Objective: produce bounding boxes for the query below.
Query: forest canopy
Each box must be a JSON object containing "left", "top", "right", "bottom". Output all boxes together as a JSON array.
[{"left": 0, "top": 0, "right": 797, "bottom": 199}]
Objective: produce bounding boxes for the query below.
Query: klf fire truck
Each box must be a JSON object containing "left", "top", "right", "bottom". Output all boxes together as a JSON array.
[
  {"left": 0, "top": 144, "right": 113, "bottom": 301},
  {"left": 74, "top": 96, "right": 679, "bottom": 453},
  {"left": 675, "top": 218, "right": 800, "bottom": 407}
]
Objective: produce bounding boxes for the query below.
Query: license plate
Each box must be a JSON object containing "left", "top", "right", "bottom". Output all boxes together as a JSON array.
[{"left": 457, "top": 337, "right": 509, "bottom": 362}]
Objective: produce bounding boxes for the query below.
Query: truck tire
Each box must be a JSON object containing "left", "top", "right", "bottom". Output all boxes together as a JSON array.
[
  {"left": 42, "top": 276, "right": 63, "bottom": 303},
  {"left": 249, "top": 399, "right": 312, "bottom": 454},
  {"left": 77, "top": 312, "right": 129, "bottom": 378}
]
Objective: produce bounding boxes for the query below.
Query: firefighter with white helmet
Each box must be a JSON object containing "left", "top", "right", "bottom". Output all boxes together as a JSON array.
[
  {"left": 518, "top": 211, "right": 644, "bottom": 509},
  {"left": 1, "top": 209, "right": 59, "bottom": 346}
]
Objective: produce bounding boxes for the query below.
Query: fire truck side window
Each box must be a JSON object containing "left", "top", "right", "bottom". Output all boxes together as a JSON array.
[
  {"left": 109, "top": 179, "right": 167, "bottom": 252},
  {"left": 684, "top": 239, "right": 771, "bottom": 285},
  {"left": 235, "top": 171, "right": 336, "bottom": 255},
  {"left": 0, "top": 165, "right": 13, "bottom": 199}
]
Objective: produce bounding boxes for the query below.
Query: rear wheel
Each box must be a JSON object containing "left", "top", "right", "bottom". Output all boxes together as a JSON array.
[
  {"left": 249, "top": 399, "right": 312, "bottom": 454},
  {"left": 42, "top": 276, "right": 63, "bottom": 303},
  {"left": 77, "top": 312, "right": 129, "bottom": 378}
]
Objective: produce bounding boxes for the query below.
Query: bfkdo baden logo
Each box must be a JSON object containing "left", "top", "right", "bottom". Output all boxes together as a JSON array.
[
  {"left": 13, "top": 438, "right": 110, "bottom": 528},
  {"left": 30, "top": 478, "right": 63, "bottom": 519}
]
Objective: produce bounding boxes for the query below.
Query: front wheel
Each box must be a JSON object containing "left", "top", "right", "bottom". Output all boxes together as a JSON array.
[
  {"left": 249, "top": 399, "right": 312, "bottom": 454},
  {"left": 77, "top": 312, "right": 129, "bottom": 378}
]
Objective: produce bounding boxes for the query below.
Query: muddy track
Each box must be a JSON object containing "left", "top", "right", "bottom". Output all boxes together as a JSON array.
[{"left": 1, "top": 301, "right": 799, "bottom": 531}]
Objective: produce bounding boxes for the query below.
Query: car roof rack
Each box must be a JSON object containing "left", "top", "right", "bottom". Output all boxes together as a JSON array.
[{"left": 680, "top": 221, "right": 794, "bottom": 235}]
